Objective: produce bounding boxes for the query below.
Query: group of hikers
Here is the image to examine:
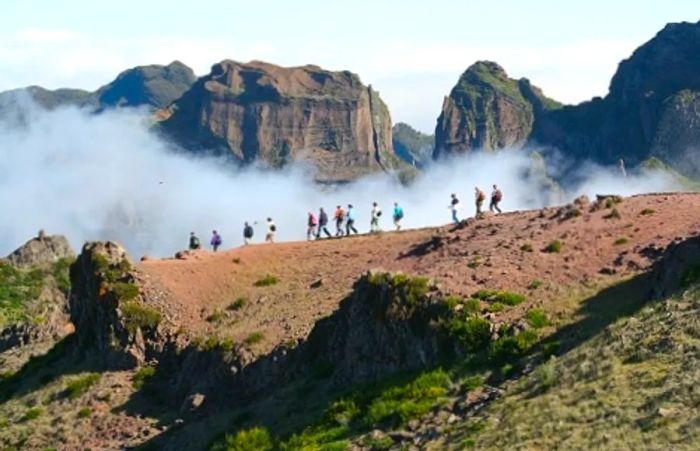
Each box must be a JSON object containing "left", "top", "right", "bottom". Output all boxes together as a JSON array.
[{"left": 187, "top": 185, "right": 503, "bottom": 251}]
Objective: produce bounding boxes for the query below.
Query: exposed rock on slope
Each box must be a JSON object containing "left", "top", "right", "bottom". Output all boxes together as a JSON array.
[
  {"left": 5, "top": 233, "right": 74, "bottom": 268},
  {"left": 392, "top": 122, "right": 434, "bottom": 167},
  {"left": 434, "top": 61, "right": 560, "bottom": 157},
  {"left": 159, "top": 60, "right": 399, "bottom": 181}
]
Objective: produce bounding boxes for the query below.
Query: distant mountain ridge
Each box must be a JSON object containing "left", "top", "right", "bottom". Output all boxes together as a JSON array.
[{"left": 434, "top": 20, "right": 700, "bottom": 178}]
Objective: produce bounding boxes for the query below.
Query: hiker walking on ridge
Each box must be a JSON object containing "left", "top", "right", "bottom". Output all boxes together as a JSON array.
[
  {"left": 475, "top": 187, "right": 486, "bottom": 217},
  {"left": 243, "top": 222, "right": 254, "bottom": 245},
  {"left": 449, "top": 193, "right": 460, "bottom": 224},
  {"left": 189, "top": 232, "right": 201, "bottom": 250},
  {"left": 370, "top": 202, "right": 382, "bottom": 233},
  {"left": 317, "top": 207, "right": 332, "bottom": 238},
  {"left": 307, "top": 212, "right": 318, "bottom": 241},
  {"left": 490, "top": 184, "right": 503, "bottom": 214},
  {"left": 393, "top": 202, "right": 404, "bottom": 231},
  {"left": 210, "top": 230, "right": 222, "bottom": 252},
  {"left": 334, "top": 205, "right": 345, "bottom": 237},
  {"left": 266, "top": 218, "right": 276, "bottom": 243},
  {"left": 346, "top": 204, "right": 359, "bottom": 235}
]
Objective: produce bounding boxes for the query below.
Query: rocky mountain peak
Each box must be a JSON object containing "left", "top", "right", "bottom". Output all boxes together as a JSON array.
[{"left": 5, "top": 233, "right": 74, "bottom": 268}]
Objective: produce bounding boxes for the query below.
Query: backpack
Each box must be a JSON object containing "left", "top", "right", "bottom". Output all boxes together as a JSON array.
[
  {"left": 270, "top": 224, "right": 277, "bottom": 232},
  {"left": 309, "top": 215, "right": 317, "bottom": 227},
  {"left": 494, "top": 190, "right": 503, "bottom": 202},
  {"left": 395, "top": 207, "right": 404, "bottom": 219},
  {"left": 213, "top": 235, "right": 222, "bottom": 246},
  {"left": 319, "top": 211, "right": 328, "bottom": 224},
  {"left": 191, "top": 237, "right": 200, "bottom": 248},
  {"left": 477, "top": 191, "right": 485, "bottom": 202},
  {"left": 244, "top": 226, "right": 253, "bottom": 238},
  {"left": 335, "top": 209, "right": 345, "bottom": 220}
]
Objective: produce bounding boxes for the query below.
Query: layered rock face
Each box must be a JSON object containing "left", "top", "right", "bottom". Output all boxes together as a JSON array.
[
  {"left": 434, "top": 61, "right": 560, "bottom": 157},
  {"left": 160, "top": 60, "right": 398, "bottom": 181},
  {"left": 392, "top": 122, "right": 433, "bottom": 167}
]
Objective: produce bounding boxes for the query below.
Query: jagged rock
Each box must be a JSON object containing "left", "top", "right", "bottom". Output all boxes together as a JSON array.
[
  {"left": 5, "top": 233, "right": 74, "bottom": 268},
  {"left": 159, "top": 60, "right": 400, "bottom": 182}
]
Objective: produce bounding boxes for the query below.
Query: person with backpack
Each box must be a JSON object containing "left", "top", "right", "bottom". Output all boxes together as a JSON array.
[
  {"left": 346, "top": 204, "right": 359, "bottom": 235},
  {"left": 266, "top": 218, "right": 276, "bottom": 243},
  {"left": 490, "top": 184, "right": 503, "bottom": 214},
  {"left": 370, "top": 202, "right": 382, "bottom": 233},
  {"left": 307, "top": 212, "right": 318, "bottom": 241},
  {"left": 317, "top": 208, "right": 332, "bottom": 238},
  {"left": 334, "top": 205, "right": 345, "bottom": 237},
  {"left": 449, "top": 193, "right": 460, "bottom": 224},
  {"left": 393, "top": 202, "right": 404, "bottom": 231},
  {"left": 210, "top": 230, "right": 222, "bottom": 251},
  {"left": 243, "top": 222, "right": 254, "bottom": 245},
  {"left": 475, "top": 187, "right": 486, "bottom": 217},
  {"left": 189, "top": 232, "right": 201, "bottom": 250}
]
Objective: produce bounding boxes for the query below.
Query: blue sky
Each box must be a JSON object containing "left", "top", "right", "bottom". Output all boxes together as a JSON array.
[{"left": 1, "top": 0, "right": 698, "bottom": 131}]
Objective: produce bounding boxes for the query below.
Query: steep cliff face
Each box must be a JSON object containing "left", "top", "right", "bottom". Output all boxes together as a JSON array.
[
  {"left": 392, "top": 122, "right": 433, "bottom": 167},
  {"left": 434, "top": 61, "right": 560, "bottom": 158},
  {"left": 159, "top": 60, "right": 397, "bottom": 181}
]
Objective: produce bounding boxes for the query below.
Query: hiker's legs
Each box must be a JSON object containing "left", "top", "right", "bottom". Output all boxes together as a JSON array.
[
  {"left": 316, "top": 224, "right": 322, "bottom": 239},
  {"left": 489, "top": 200, "right": 495, "bottom": 212},
  {"left": 324, "top": 227, "right": 331, "bottom": 237},
  {"left": 495, "top": 202, "right": 502, "bottom": 213},
  {"left": 452, "top": 209, "right": 459, "bottom": 224}
]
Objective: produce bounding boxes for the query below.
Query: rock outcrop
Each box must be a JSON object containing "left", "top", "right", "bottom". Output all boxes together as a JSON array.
[
  {"left": 5, "top": 233, "right": 74, "bottom": 268},
  {"left": 159, "top": 60, "right": 399, "bottom": 181},
  {"left": 392, "top": 122, "right": 434, "bottom": 167},
  {"left": 434, "top": 61, "right": 561, "bottom": 158}
]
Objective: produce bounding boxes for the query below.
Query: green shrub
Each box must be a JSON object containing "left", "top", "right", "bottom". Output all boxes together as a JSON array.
[
  {"left": 53, "top": 257, "right": 74, "bottom": 294},
  {"left": 604, "top": 208, "right": 622, "bottom": 220},
  {"left": 520, "top": 243, "right": 533, "bottom": 252},
  {"left": 132, "top": 366, "right": 156, "bottom": 389},
  {"left": 537, "top": 356, "right": 558, "bottom": 391},
  {"left": 447, "top": 316, "right": 492, "bottom": 352},
  {"left": 0, "top": 262, "right": 46, "bottom": 327},
  {"left": 473, "top": 289, "right": 525, "bottom": 306},
  {"left": 527, "top": 280, "right": 543, "bottom": 290},
  {"left": 490, "top": 329, "right": 539, "bottom": 362},
  {"left": 206, "top": 310, "right": 225, "bottom": 323},
  {"left": 614, "top": 237, "right": 629, "bottom": 246},
  {"left": 221, "top": 426, "right": 274, "bottom": 451},
  {"left": 324, "top": 398, "right": 360, "bottom": 426},
  {"left": 66, "top": 373, "right": 101, "bottom": 399},
  {"left": 500, "top": 363, "right": 516, "bottom": 378},
  {"left": 365, "top": 370, "right": 451, "bottom": 428},
  {"left": 488, "top": 302, "right": 505, "bottom": 313},
  {"left": 120, "top": 301, "right": 161, "bottom": 334},
  {"left": 542, "top": 340, "right": 560, "bottom": 358},
  {"left": 462, "top": 298, "right": 482, "bottom": 315},
  {"left": 525, "top": 309, "right": 549, "bottom": 329},
  {"left": 544, "top": 240, "right": 563, "bottom": 253},
  {"left": 244, "top": 331, "right": 264, "bottom": 346},
  {"left": 23, "top": 407, "right": 42, "bottom": 421},
  {"left": 77, "top": 407, "right": 91, "bottom": 418},
  {"left": 362, "top": 434, "right": 393, "bottom": 449},
  {"left": 227, "top": 298, "right": 247, "bottom": 311},
  {"left": 254, "top": 275, "right": 279, "bottom": 287},
  {"left": 460, "top": 375, "right": 484, "bottom": 392},
  {"left": 467, "top": 257, "right": 483, "bottom": 269},
  {"left": 640, "top": 208, "right": 656, "bottom": 216},
  {"left": 111, "top": 282, "right": 139, "bottom": 300}
]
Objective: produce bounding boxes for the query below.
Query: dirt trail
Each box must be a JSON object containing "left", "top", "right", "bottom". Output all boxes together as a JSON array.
[{"left": 139, "top": 193, "right": 700, "bottom": 355}]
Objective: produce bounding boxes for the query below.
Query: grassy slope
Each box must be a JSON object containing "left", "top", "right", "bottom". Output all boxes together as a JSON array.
[{"left": 436, "top": 281, "right": 700, "bottom": 450}]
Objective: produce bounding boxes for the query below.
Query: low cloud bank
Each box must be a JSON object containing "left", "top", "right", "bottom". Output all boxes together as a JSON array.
[{"left": 0, "top": 100, "right": 682, "bottom": 257}]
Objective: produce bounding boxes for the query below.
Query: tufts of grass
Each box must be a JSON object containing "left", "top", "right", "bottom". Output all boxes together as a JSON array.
[
  {"left": 525, "top": 309, "right": 550, "bottom": 329},
  {"left": 77, "top": 407, "right": 92, "bottom": 418},
  {"left": 227, "top": 297, "right": 247, "bottom": 311},
  {"left": 614, "top": 237, "right": 629, "bottom": 246},
  {"left": 52, "top": 257, "right": 74, "bottom": 294},
  {"left": 206, "top": 310, "right": 225, "bottom": 323},
  {"left": 473, "top": 289, "right": 525, "bottom": 306},
  {"left": 520, "top": 243, "right": 534, "bottom": 252},
  {"left": 0, "top": 262, "right": 46, "bottom": 327},
  {"left": 528, "top": 280, "right": 544, "bottom": 290},
  {"left": 244, "top": 331, "right": 265, "bottom": 346},
  {"left": 462, "top": 298, "right": 482, "bottom": 315},
  {"left": 544, "top": 240, "right": 563, "bottom": 253},
  {"left": 132, "top": 366, "right": 156, "bottom": 389},
  {"left": 23, "top": 407, "right": 42, "bottom": 421},
  {"left": 490, "top": 329, "right": 539, "bottom": 363},
  {"left": 254, "top": 275, "right": 279, "bottom": 287},
  {"left": 542, "top": 340, "right": 560, "bottom": 358},
  {"left": 120, "top": 301, "right": 161, "bottom": 334},
  {"left": 66, "top": 373, "right": 101, "bottom": 400},
  {"left": 111, "top": 282, "right": 139, "bottom": 300},
  {"left": 640, "top": 208, "right": 656, "bottom": 216},
  {"left": 604, "top": 208, "right": 622, "bottom": 220},
  {"left": 536, "top": 356, "right": 558, "bottom": 391},
  {"left": 488, "top": 302, "right": 505, "bottom": 313},
  {"left": 218, "top": 426, "right": 274, "bottom": 451},
  {"left": 467, "top": 257, "right": 483, "bottom": 269}
]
